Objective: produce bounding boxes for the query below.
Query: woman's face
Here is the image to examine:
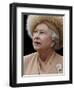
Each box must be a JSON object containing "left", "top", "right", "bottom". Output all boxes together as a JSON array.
[{"left": 32, "top": 23, "right": 52, "bottom": 51}]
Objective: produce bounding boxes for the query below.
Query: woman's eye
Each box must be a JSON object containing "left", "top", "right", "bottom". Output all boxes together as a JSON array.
[
  {"left": 40, "top": 31, "right": 45, "bottom": 34},
  {"left": 40, "top": 32, "right": 45, "bottom": 34},
  {"left": 33, "top": 30, "right": 37, "bottom": 33},
  {"left": 33, "top": 30, "right": 46, "bottom": 34}
]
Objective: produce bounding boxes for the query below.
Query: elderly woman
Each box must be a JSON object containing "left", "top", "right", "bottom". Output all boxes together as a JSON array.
[{"left": 23, "top": 15, "right": 63, "bottom": 75}]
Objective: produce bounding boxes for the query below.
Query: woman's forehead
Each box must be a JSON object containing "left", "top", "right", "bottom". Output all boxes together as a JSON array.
[{"left": 34, "top": 23, "right": 49, "bottom": 31}]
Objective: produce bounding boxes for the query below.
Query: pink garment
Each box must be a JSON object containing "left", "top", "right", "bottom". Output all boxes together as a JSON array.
[{"left": 23, "top": 52, "right": 63, "bottom": 75}]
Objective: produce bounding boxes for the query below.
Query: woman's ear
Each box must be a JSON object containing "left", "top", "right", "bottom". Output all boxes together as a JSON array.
[{"left": 50, "top": 42, "right": 55, "bottom": 47}]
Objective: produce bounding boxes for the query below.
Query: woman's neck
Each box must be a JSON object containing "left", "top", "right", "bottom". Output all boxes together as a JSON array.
[{"left": 38, "top": 48, "right": 54, "bottom": 62}]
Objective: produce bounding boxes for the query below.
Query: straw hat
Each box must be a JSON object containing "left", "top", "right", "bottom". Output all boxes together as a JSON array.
[{"left": 26, "top": 15, "right": 63, "bottom": 49}]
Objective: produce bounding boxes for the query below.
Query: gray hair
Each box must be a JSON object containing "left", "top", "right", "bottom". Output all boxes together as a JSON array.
[{"left": 48, "top": 29, "right": 59, "bottom": 49}]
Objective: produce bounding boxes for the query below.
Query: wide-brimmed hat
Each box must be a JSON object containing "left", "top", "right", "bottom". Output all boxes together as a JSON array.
[{"left": 26, "top": 15, "right": 63, "bottom": 49}]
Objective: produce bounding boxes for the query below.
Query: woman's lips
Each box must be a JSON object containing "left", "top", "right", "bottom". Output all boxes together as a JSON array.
[{"left": 33, "top": 41, "right": 41, "bottom": 45}]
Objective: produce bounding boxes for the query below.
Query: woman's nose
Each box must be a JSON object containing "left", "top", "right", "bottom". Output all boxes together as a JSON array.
[{"left": 33, "top": 32, "right": 40, "bottom": 39}]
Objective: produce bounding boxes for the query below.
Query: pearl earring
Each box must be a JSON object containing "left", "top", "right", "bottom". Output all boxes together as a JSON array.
[{"left": 51, "top": 43, "right": 54, "bottom": 47}]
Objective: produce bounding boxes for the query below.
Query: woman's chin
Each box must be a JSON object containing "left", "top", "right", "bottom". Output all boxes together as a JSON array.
[{"left": 33, "top": 46, "right": 41, "bottom": 51}]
